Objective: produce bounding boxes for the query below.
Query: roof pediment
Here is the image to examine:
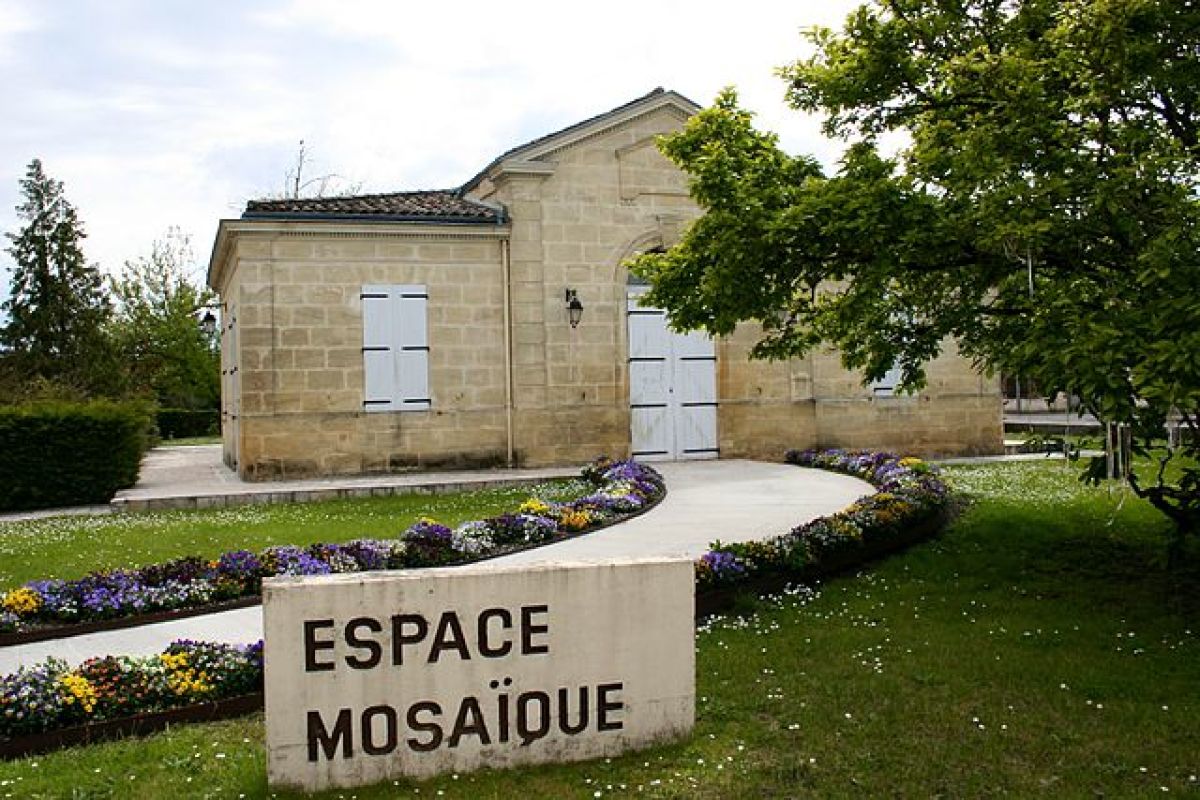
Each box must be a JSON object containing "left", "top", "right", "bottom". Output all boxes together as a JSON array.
[{"left": 461, "top": 88, "right": 701, "bottom": 193}]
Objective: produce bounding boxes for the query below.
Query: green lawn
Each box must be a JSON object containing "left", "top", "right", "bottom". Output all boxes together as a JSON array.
[
  {"left": 2, "top": 460, "right": 1198, "bottom": 797},
  {"left": 0, "top": 479, "right": 590, "bottom": 590}
]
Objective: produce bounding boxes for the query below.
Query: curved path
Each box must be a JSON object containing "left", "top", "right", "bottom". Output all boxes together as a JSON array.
[{"left": 0, "top": 460, "right": 871, "bottom": 674}]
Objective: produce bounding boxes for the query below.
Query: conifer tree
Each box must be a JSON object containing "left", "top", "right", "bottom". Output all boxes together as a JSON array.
[{"left": 1, "top": 159, "right": 117, "bottom": 395}]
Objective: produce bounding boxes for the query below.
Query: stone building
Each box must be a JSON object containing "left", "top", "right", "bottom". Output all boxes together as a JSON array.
[{"left": 207, "top": 88, "right": 1001, "bottom": 480}]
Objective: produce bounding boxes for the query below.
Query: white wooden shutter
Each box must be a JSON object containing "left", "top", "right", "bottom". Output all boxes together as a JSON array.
[
  {"left": 395, "top": 285, "right": 430, "bottom": 410},
  {"left": 362, "top": 284, "right": 430, "bottom": 412},
  {"left": 361, "top": 285, "right": 397, "bottom": 411}
]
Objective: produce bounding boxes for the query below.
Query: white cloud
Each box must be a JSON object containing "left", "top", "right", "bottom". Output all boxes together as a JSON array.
[
  {"left": 0, "top": 0, "right": 37, "bottom": 40},
  {"left": 0, "top": 0, "right": 865, "bottom": 285}
]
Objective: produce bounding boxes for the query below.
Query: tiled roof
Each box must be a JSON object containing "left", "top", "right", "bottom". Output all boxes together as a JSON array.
[{"left": 242, "top": 190, "right": 503, "bottom": 223}]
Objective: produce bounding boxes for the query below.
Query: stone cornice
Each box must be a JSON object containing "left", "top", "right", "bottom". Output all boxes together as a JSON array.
[
  {"left": 206, "top": 219, "right": 510, "bottom": 292},
  {"left": 490, "top": 160, "right": 557, "bottom": 183}
]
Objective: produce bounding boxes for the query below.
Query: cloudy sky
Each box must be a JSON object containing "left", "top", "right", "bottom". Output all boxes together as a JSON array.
[{"left": 0, "top": 0, "right": 864, "bottom": 285}]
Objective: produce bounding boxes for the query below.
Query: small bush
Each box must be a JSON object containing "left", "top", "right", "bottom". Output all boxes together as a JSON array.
[
  {"left": 156, "top": 408, "right": 219, "bottom": 439},
  {"left": 0, "top": 400, "right": 154, "bottom": 511}
]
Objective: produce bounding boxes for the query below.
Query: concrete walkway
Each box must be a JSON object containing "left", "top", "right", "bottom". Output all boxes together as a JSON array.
[
  {"left": 111, "top": 445, "right": 580, "bottom": 512},
  {"left": 0, "top": 459, "right": 871, "bottom": 673}
]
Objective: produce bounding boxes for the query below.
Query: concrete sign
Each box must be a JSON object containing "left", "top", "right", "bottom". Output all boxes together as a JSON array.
[{"left": 263, "top": 559, "right": 695, "bottom": 792}]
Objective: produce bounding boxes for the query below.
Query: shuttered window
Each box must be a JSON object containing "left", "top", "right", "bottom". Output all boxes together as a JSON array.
[
  {"left": 361, "top": 284, "right": 431, "bottom": 412},
  {"left": 871, "top": 363, "right": 904, "bottom": 397}
]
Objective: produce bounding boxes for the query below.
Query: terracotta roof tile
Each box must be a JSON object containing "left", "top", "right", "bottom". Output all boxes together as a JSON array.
[{"left": 242, "top": 190, "right": 503, "bottom": 223}]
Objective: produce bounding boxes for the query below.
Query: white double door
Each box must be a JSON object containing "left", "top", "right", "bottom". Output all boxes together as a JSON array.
[{"left": 627, "top": 291, "right": 718, "bottom": 461}]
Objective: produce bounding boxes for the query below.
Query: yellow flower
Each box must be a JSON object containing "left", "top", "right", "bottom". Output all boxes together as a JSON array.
[
  {"left": 558, "top": 509, "right": 593, "bottom": 531},
  {"left": 899, "top": 457, "right": 924, "bottom": 468},
  {"left": 159, "top": 652, "right": 187, "bottom": 670},
  {"left": 160, "top": 652, "right": 214, "bottom": 697},
  {"left": 2, "top": 587, "right": 42, "bottom": 616},
  {"left": 518, "top": 498, "right": 551, "bottom": 516},
  {"left": 59, "top": 674, "right": 98, "bottom": 714}
]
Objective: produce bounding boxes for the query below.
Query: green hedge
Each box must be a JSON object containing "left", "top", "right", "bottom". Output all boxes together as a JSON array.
[
  {"left": 0, "top": 401, "right": 154, "bottom": 511},
  {"left": 156, "top": 408, "right": 219, "bottom": 439}
]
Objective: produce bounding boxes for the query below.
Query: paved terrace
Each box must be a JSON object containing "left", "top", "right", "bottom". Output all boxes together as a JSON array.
[{"left": 0, "top": 457, "right": 872, "bottom": 673}]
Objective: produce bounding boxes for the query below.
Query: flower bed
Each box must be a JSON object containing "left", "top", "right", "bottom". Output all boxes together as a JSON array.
[
  {"left": 694, "top": 449, "right": 951, "bottom": 607},
  {"left": 0, "top": 458, "right": 665, "bottom": 643},
  {"left": 1, "top": 640, "right": 262, "bottom": 758},
  {"left": 1, "top": 450, "right": 949, "bottom": 754}
]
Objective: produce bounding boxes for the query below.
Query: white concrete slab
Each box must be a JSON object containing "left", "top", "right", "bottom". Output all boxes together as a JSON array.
[{"left": 0, "top": 606, "right": 264, "bottom": 673}]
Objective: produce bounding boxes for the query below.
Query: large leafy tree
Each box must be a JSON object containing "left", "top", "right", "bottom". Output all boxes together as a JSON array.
[
  {"left": 110, "top": 229, "right": 219, "bottom": 410},
  {"left": 1, "top": 159, "right": 119, "bottom": 395},
  {"left": 632, "top": 0, "right": 1200, "bottom": 551}
]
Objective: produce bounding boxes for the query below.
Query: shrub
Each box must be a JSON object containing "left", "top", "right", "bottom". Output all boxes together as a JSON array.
[
  {"left": 0, "top": 400, "right": 153, "bottom": 511},
  {"left": 155, "top": 408, "right": 219, "bottom": 439}
]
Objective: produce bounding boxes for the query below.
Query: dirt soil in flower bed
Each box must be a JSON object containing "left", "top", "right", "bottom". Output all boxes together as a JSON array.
[{"left": 0, "top": 492, "right": 666, "bottom": 648}]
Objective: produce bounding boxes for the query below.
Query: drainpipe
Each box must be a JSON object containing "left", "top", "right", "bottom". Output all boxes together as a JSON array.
[{"left": 501, "top": 238, "right": 515, "bottom": 466}]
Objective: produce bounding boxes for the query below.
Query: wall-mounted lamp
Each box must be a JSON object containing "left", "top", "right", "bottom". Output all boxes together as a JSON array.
[
  {"left": 199, "top": 310, "right": 218, "bottom": 336},
  {"left": 565, "top": 288, "right": 584, "bottom": 329}
]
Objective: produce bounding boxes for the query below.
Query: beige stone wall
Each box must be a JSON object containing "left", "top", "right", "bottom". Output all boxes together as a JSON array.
[
  {"left": 715, "top": 323, "right": 818, "bottom": 461},
  {"left": 711, "top": 328, "right": 999, "bottom": 460},
  {"left": 715, "top": 322, "right": 1001, "bottom": 459},
  {"left": 470, "top": 105, "right": 701, "bottom": 465},
  {"left": 808, "top": 338, "right": 1002, "bottom": 456},
  {"left": 214, "top": 227, "right": 509, "bottom": 480}
]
